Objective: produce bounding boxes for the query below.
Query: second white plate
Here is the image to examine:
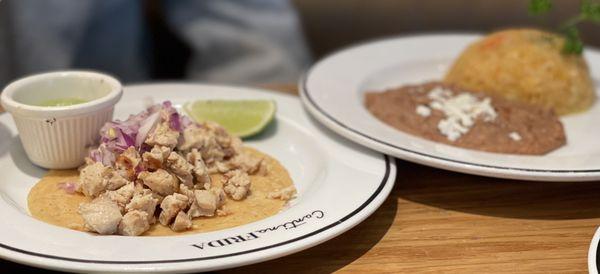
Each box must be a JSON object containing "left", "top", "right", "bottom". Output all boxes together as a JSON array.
[{"left": 301, "top": 34, "right": 600, "bottom": 181}]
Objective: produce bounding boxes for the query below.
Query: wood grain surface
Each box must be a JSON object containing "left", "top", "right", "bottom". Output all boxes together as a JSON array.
[{"left": 0, "top": 84, "right": 598, "bottom": 273}]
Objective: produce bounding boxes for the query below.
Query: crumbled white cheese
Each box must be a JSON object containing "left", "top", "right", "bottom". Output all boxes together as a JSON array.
[
  {"left": 508, "top": 131, "right": 522, "bottom": 141},
  {"left": 427, "top": 87, "right": 451, "bottom": 101},
  {"left": 426, "top": 87, "right": 497, "bottom": 142},
  {"left": 438, "top": 118, "right": 468, "bottom": 141},
  {"left": 416, "top": 105, "right": 431, "bottom": 117}
]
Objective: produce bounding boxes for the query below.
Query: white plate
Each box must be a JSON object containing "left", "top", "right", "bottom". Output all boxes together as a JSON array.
[
  {"left": 0, "top": 84, "right": 396, "bottom": 273},
  {"left": 301, "top": 34, "right": 600, "bottom": 182},
  {"left": 589, "top": 227, "right": 600, "bottom": 273}
]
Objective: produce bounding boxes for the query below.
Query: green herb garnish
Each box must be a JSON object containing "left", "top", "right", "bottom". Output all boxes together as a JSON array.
[
  {"left": 529, "top": 0, "right": 553, "bottom": 15},
  {"left": 529, "top": 0, "right": 600, "bottom": 54},
  {"left": 561, "top": 25, "right": 584, "bottom": 54},
  {"left": 581, "top": 0, "right": 600, "bottom": 21}
]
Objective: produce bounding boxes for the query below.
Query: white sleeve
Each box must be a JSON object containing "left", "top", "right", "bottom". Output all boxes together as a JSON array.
[{"left": 164, "top": 0, "right": 312, "bottom": 84}]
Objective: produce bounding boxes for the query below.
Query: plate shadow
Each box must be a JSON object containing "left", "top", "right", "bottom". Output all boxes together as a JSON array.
[
  {"left": 0, "top": 121, "right": 12, "bottom": 157},
  {"left": 9, "top": 136, "right": 46, "bottom": 178},
  {"left": 243, "top": 118, "right": 278, "bottom": 141},
  {"left": 395, "top": 159, "right": 600, "bottom": 220}
]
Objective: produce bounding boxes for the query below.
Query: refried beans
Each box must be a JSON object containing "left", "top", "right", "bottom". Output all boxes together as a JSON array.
[{"left": 364, "top": 82, "right": 566, "bottom": 155}]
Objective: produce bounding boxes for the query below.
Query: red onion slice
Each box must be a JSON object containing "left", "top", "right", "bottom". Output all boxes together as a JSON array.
[
  {"left": 169, "top": 112, "right": 182, "bottom": 132},
  {"left": 58, "top": 181, "right": 79, "bottom": 194},
  {"left": 135, "top": 112, "right": 161, "bottom": 148}
]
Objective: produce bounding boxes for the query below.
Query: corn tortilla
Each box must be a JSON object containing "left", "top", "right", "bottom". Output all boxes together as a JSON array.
[{"left": 28, "top": 147, "right": 295, "bottom": 236}]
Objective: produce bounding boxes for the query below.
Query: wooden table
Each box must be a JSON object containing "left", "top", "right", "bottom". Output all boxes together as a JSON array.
[{"left": 1, "top": 84, "right": 599, "bottom": 273}]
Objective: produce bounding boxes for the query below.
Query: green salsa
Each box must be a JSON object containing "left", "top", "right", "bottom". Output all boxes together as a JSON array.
[{"left": 37, "top": 98, "right": 88, "bottom": 107}]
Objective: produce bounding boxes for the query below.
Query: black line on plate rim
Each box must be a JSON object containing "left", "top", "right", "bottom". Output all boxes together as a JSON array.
[
  {"left": 300, "top": 61, "right": 600, "bottom": 173},
  {"left": 596, "top": 237, "right": 599, "bottom": 272},
  {"left": 0, "top": 156, "right": 391, "bottom": 265}
]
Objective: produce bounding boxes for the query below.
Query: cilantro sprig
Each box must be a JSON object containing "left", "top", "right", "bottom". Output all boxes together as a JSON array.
[
  {"left": 529, "top": 0, "right": 553, "bottom": 15},
  {"left": 529, "top": 0, "right": 600, "bottom": 54}
]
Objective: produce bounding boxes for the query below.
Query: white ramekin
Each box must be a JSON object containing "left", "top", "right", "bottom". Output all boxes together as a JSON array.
[{"left": 1, "top": 71, "right": 122, "bottom": 169}]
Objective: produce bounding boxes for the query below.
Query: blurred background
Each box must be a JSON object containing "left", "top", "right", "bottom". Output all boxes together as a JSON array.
[
  {"left": 0, "top": 0, "right": 598, "bottom": 88},
  {"left": 296, "top": 0, "right": 599, "bottom": 57}
]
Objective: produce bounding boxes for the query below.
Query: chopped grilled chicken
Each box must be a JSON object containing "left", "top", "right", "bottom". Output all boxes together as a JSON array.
[
  {"left": 138, "top": 169, "right": 179, "bottom": 196},
  {"left": 125, "top": 191, "right": 158, "bottom": 223},
  {"left": 79, "top": 162, "right": 111, "bottom": 197},
  {"left": 118, "top": 210, "right": 150, "bottom": 236},
  {"left": 178, "top": 184, "right": 195, "bottom": 206},
  {"left": 189, "top": 190, "right": 219, "bottom": 217},
  {"left": 267, "top": 186, "right": 296, "bottom": 200},
  {"left": 102, "top": 182, "right": 136, "bottom": 212},
  {"left": 166, "top": 151, "right": 194, "bottom": 188},
  {"left": 115, "top": 146, "right": 141, "bottom": 180},
  {"left": 223, "top": 169, "right": 251, "bottom": 200},
  {"left": 142, "top": 145, "right": 171, "bottom": 171},
  {"left": 171, "top": 211, "right": 192, "bottom": 232},
  {"left": 213, "top": 161, "right": 232, "bottom": 173},
  {"left": 158, "top": 193, "right": 189, "bottom": 226},
  {"left": 186, "top": 149, "right": 211, "bottom": 189},
  {"left": 206, "top": 121, "right": 239, "bottom": 154},
  {"left": 211, "top": 187, "right": 226, "bottom": 208},
  {"left": 145, "top": 122, "right": 180, "bottom": 148},
  {"left": 105, "top": 170, "right": 130, "bottom": 191},
  {"left": 79, "top": 196, "right": 122, "bottom": 235},
  {"left": 177, "top": 124, "right": 209, "bottom": 151},
  {"left": 229, "top": 153, "right": 263, "bottom": 174},
  {"left": 178, "top": 122, "right": 238, "bottom": 166}
]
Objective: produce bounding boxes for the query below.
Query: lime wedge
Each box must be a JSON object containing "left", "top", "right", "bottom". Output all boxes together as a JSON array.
[{"left": 184, "top": 100, "right": 276, "bottom": 138}]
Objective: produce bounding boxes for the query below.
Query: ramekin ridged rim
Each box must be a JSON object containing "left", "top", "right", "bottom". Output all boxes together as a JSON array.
[{"left": 1, "top": 70, "right": 122, "bottom": 118}]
